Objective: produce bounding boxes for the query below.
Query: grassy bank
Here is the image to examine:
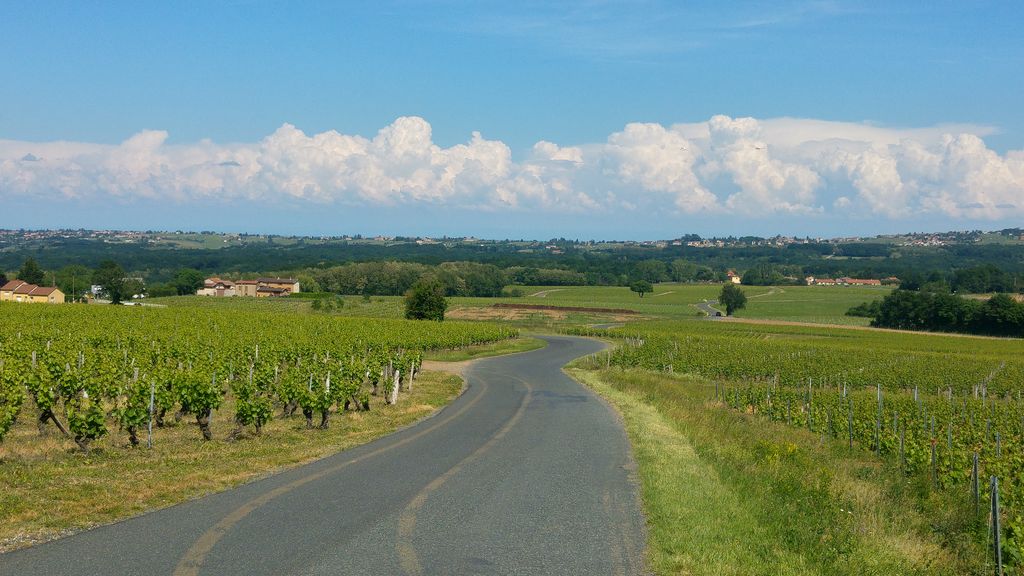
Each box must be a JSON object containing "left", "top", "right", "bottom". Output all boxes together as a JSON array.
[
  {"left": 0, "top": 371, "right": 462, "bottom": 552},
  {"left": 567, "top": 366, "right": 985, "bottom": 575}
]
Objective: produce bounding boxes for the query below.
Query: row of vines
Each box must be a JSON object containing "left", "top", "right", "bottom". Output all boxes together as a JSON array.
[
  {"left": 572, "top": 320, "right": 1024, "bottom": 572},
  {"left": 0, "top": 303, "right": 515, "bottom": 450}
]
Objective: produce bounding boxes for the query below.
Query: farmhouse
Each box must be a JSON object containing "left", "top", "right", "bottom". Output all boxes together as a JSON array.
[
  {"left": 196, "top": 278, "right": 236, "bottom": 297},
  {"left": 258, "top": 277, "right": 301, "bottom": 294},
  {"left": 234, "top": 279, "right": 260, "bottom": 297},
  {"left": 838, "top": 277, "right": 882, "bottom": 286},
  {"left": 806, "top": 276, "right": 882, "bottom": 286},
  {"left": 726, "top": 270, "right": 742, "bottom": 284},
  {"left": 197, "top": 277, "right": 300, "bottom": 297},
  {"left": 0, "top": 280, "right": 65, "bottom": 304}
]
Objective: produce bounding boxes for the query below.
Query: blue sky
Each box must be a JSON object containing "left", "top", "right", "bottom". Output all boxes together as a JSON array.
[{"left": 1, "top": 1, "right": 1022, "bottom": 239}]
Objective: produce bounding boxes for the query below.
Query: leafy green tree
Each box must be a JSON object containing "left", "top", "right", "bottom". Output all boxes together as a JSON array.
[
  {"left": 55, "top": 264, "right": 91, "bottom": 301},
  {"left": 633, "top": 260, "right": 668, "bottom": 283},
  {"left": 979, "top": 294, "right": 1024, "bottom": 336},
  {"left": 952, "top": 264, "right": 1014, "bottom": 294},
  {"left": 741, "top": 265, "right": 785, "bottom": 286},
  {"left": 146, "top": 283, "right": 178, "bottom": 298},
  {"left": 898, "top": 272, "right": 925, "bottom": 291},
  {"left": 846, "top": 300, "right": 882, "bottom": 318},
  {"left": 670, "top": 259, "right": 698, "bottom": 282},
  {"left": 173, "top": 268, "right": 206, "bottom": 295},
  {"left": 694, "top": 267, "right": 718, "bottom": 282},
  {"left": 404, "top": 278, "right": 447, "bottom": 321},
  {"left": 92, "top": 260, "right": 127, "bottom": 304},
  {"left": 18, "top": 257, "right": 45, "bottom": 285},
  {"left": 123, "top": 278, "right": 146, "bottom": 300},
  {"left": 719, "top": 283, "right": 747, "bottom": 316},
  {"left": 629, "top": 280, "right": 653, "bottom": 298}
]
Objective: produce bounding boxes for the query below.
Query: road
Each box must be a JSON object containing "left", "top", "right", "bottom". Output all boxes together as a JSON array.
[
  {"left": 0, "top": 336, "right": 646, "bottom": 576},
  {"left": 696, "top": 299, "right": 724, "bottom": 317}
]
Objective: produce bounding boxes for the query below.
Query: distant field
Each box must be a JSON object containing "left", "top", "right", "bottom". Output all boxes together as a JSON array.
[
  {"left": 732, "top": 285, "right": 891, "bottom": 326},
  {"left": 445, "top": 284, "right": 758, "bottom": 319},
  {"left": 151, "top": 283, "right": 893, "bottom": 328},
  {"left": 148, "top": 295, "right": 406, "bottom": 317}
]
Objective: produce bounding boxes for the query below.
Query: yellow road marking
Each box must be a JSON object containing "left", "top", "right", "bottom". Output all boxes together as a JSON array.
[
  {"left": 172, "top": 383, "right": 487, "bottom": 576},
  {"left": 396, "top": 372, "right": 533, "bottom": 576}
]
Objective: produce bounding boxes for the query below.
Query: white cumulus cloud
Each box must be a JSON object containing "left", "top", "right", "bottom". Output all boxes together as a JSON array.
[{"left": 0, "top": 115, "right": 1021, "bottom": 223}]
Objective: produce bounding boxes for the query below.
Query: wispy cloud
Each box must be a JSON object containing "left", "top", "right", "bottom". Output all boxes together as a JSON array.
[
  {"left": 398, "top": 0, "right": 860, "bottom": 61},
  {"left": 724, "top": 0, "right": 859, "bottom": 30}
]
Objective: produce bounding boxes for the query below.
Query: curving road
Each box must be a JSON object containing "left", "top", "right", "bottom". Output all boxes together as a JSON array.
[
  {"left": 696, "top": 299, "right": 724, "bottom": 318},
  {"left": 0, "top": 336, "right": 646, "bottom": 576}
]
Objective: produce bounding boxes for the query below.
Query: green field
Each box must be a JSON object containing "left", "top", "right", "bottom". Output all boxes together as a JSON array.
[
  {"left": 730, "top": 285, "right": 891, "bottom": 326},
  {"left": 152, "top": 283, "right": 892, "bottom": 329},
  {"left": 475, "top": 284, "right": 890, "bottom": 325},
  {"left": 149, "top": 294, "right": 406, "bottom": 317}
]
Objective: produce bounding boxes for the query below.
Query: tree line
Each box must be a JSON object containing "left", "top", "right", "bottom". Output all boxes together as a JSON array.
[
  {"left": 8, "top": 233, "right": 1024, "bottom": 290},
  {"left": 866, "top": 291, "right": 1024, "bottom": 337}
]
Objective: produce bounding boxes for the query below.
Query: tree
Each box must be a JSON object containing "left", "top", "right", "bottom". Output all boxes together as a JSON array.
[
  {"left": 404, "top": 278, "right": 447, "bottom": 321},
  {"left": 123, "top": 278, "right": 146, "bottom": 299},
  {"left": 670, "top": 259, "right": 698, "bottom": 282},
  {"left": 173, "top": 268, "right": 206, "bottom": 295},
  {"left": 633, "top": 260, "right": 668, "bottom": 283},
  {"left": 18, "top": 258, "right": 45, "bottom": 285},
  {"left": 719, "top": 283, "right": 747, "bottom": 316},
  {"left": 55, "top": 264, "right": 91, "bottom": 301},
  {"left": 92, "top": 260, "right": 127, "bottom": 304},
  {"left": 630, "top": 280, "right": 653, "bottom": 298}
]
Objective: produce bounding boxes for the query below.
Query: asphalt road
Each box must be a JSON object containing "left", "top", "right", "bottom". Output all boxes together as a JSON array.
[
  {"left": 696, "top": 299, "right": 724, "bottom": 318},
  {"left": 0, "top": 336, "right": 646, "bottom": 576}
]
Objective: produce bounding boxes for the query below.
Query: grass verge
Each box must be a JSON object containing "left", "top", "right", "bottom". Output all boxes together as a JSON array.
[
  {"left": 0, "top": 371, "right": 462, "bottom": 552},
  {"left": 423, "top": 336, "right": 546, "bottom": 362},
  {"left": 567, "top": 366, "right": 984, "bottom": 576}
]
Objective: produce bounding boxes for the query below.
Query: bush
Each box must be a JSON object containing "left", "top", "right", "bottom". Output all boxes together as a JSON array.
[
  {"left": 404, "top": 278, "right": 447, "bottom": 321},
  {"left": 846, "top": 300, "right": 882, "bottom": 318},
  {"left": 502, "top": 287, "right": 525, "bottom": 298}
]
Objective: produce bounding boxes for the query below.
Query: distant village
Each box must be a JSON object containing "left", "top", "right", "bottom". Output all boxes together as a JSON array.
[
  {"left": 804, "top": 276, "right": 891, "bottom": 287},
  {"left": 1, "top": 227, "right": 1021, "bottom": 252}
]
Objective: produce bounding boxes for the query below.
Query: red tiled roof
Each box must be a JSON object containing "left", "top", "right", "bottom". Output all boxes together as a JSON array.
[{"left": 2, "top": 280, "right": 61, "bottom": 297}]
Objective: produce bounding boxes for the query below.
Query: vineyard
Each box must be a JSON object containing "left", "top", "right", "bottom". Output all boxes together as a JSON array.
[
  {"left": 573, "top": 319, "right": 1024, "bottom": 572},
  {"left": 0, "top": 303, "right": 515, "bottom": 450},
  {"left": 581, "top": 319, "right": 1024, "bottom": 395}
]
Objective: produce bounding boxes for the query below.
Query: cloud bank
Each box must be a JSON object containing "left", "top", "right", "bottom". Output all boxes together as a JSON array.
[{"left": 1, "top": 115, "right": 1021, "bottom": 222}]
